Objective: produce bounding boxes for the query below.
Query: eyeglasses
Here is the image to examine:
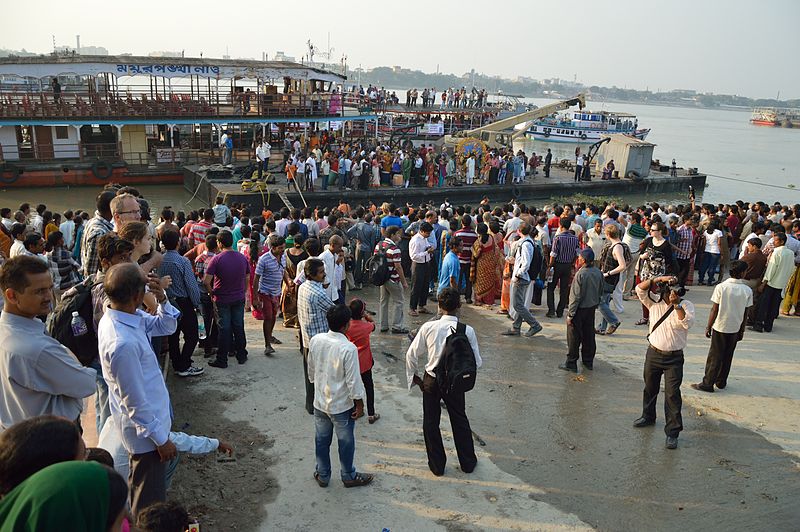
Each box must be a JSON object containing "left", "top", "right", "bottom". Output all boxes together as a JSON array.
[{"left": 115, "top": 209, "right": 141, "bottom": 217}]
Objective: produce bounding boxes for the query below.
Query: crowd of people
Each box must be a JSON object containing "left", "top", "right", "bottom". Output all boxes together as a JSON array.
[
  {"left": 277, "top": 135, "right": 551, "bottom": 192},
  {"left": 0, "top": 185, "right": 798, "bottom": 528},
  {"left": 344, "top": 85, "right": 490, "bottom": 110}
]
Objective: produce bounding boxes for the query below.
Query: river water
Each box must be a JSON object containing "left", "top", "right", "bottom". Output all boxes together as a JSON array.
[{"left": 2, "top": 100, "right": 798, "bottom": 213}]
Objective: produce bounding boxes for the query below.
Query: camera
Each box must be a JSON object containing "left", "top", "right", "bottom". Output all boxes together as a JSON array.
[{"left": 654, "top": 277, "right": 686, "bottom": 298}]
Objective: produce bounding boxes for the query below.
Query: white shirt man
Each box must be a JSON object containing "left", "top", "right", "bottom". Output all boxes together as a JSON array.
[
  {"left": 256, "top": 142, "right": 271, "bottom": 165},
  {"left": 59, "top": 217, "right": 76, "bottom": 250},
  {"left": 305, "top": 154, "right": 318, "bottom": 182},
  {"left": 319, "top": 245, "right": 340, "bottom": 302}
]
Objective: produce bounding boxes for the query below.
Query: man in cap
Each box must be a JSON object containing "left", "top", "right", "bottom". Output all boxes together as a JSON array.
[{"left": 559, "top": 248, "right": 603, "bottom": 373}]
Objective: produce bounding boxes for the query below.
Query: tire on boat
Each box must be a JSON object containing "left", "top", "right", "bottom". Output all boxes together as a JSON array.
[
  {"left": 580, "top": 133, "right": 587, "bottom": 140},
  {"left": 626, "top": 170, "right": 642, "bottom": 181},
  {"left": 543, "top": 129, "right": 550, "bottom": 137},
  {"left": 91, "top": 160, "right": 114, "bottom": 180},
  {"left": 0, "top": 164, "right": 22, "bottom": 184}
]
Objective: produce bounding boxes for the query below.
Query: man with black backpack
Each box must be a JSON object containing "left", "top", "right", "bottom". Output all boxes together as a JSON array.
[
  {"left": 502, "top": 222, "right": 544, "bottom": 337},
  {"left": 405, "top": 288, "right": 482, "bottom": 477}
]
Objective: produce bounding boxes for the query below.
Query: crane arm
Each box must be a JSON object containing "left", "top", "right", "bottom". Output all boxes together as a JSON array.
[{"left": 457, "top": 94, "right": 585, "bottom": 137}]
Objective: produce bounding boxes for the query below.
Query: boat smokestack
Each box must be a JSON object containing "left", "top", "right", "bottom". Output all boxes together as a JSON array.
[{"left": 76, "top": 35, "right": 80, "bottom": 54}]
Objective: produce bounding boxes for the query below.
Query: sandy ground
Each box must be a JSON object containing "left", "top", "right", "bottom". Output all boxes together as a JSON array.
[{"left": 84, "top": 281, "right": 799, "bottom": 531}]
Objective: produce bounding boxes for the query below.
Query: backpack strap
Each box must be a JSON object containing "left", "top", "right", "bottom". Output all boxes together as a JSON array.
[{"left": 456, "top": 321, "right": 466, "bottom": 336}]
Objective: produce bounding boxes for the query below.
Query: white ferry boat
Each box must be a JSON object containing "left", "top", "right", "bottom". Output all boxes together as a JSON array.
[{"left": 525, "top": 110, "right": 650, "bottom": 143}]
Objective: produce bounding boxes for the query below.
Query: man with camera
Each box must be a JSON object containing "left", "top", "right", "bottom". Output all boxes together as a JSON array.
[{"left": 633, "top": 275, "right": 695, "bottom": 450}]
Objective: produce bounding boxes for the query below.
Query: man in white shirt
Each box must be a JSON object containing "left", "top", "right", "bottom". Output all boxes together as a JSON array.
[
  {"left": 256, "top": 140, "right": 271, "bottom": 180},
  {"left": 98, "top": 262, "right": 180, "bottom": 516},
  {"left": 409, "top": 222, "right": 435, "bottom": 316},
  {"left": 691, "top": 261, "right": 752, "bottom": 393},
  {"left": 58, "top": 210, "right": 76, "bottom": 250},
  {"left": 634, "top": 275, "right": 695, "bottom": 450},
  {"left": 0, "top": 256, "right": 96, "bottom": 431},
  {"left": 503, "top": 208, "right": 522, "bottom": 236},
  {"left": 9, "top": 224, "right": 27, "bottom": 258},
  {"left": 319, "top": 235, "right": 344, "bottom": 303},
  {"left": 0, "top": 208, "right": 13, "bottom": 231},
  {"left": 406, "top": 288, "right": 482, "bottom": 476},
  {"left": 753, "top": 232, "right": 795, "bottom": 333},
  {"left": 308, "top": 304, "right": 373, "bottom": 488}
]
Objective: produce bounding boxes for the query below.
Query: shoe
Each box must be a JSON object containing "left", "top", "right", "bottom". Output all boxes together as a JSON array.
[
  {"left": 342, "top": 472, "right": 374, "bottom": 488},
  {"left": 595, "top": 328, "right": 606, "bottom": 335},
  {"left": 545, "top": 312, "right": 556, "bottom": 318},
  {"left": 556, "top": 312, "right": 564, "bottom": 318},
  {"left": 418, "top": 307, "right": 432, "bottom": 314},
  {"left": 263, "top": 345, "right": 275, "bottom": 357},
  {"left": 236, "top": 356, "right": 247, "bottom": 365},
  {"left": 203, "top": 349, "right": 217, "bottom": 358},
  {"left": 465, "top": 299, "right": 473, "bottom": 304},
  {"left": 380, "top": 328, "right": 389, "bottom": 333},
  {"left": 175, "top": 365, "right": 204, "bottom": 377},
  {"left": 751, "top": 324, "right": 764, "bottom": 333},
  {"left": 632, "top": 417, "right": 655, "bottom": 428},
  {"left": 208, "top": 359, "right": 228, "bottom": 369},
  {"left": 501, "top": 328, "right": 521, "bottom": 336},
  {"left": 368, "top": 413, "right": 381, "bottom": 424},
  {"left": 524, "top": 324, "right": 543, "bottom": 337},
  {"left": 635, "top": 318, "right": 649, "bottom": 326},
  {"left": 582, "top": 362, "right": 593, "bottom": 370},
  {"left": 313, "top": 472, "right": 329, "bottom": 488},
  {"left": 715, "top": 382, "right": 727, "bottom": 390},
  {"left": 270, "top": 336, "right": 282, "bottom": 345},
  {"left": 690, "top": 383, "right": 714, "bottom": 393},
  {"left": 605, "top": 322, "right": 621, "bottom": 335},
  {"left": 408, "top": 309, "right": 419, "bottom": 317},
  {"left": 558, "top": 362, "right": 578, "bottom": 373},
  {"left": 391, "top": 327, "right": 409, "bottom": 334},
  {"left": 665, "top": 436, "right": 678, "bottom": 450}
]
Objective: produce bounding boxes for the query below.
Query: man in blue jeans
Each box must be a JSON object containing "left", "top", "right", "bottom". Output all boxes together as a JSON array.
[
  {"left": 203, "top": 230, "right": 249, "bottom": 367},
  {"left": 308, "top": 304, "right": 373, "bottom": 488}
]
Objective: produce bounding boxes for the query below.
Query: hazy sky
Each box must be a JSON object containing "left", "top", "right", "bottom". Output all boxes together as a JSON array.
[{"left": 3, "top": 0, "right": 799, "bottom": 99}]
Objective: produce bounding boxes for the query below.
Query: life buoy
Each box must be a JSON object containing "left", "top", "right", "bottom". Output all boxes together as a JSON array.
[
  {"left": 0, "top": 164, "right": 21, "bottom": 184},
  {"left": 511, "top": 184, "right": 521, "bottom": 199},
  {"left": 580, "top": 133, "right": 587, "bottom": 140},
  {"left": 91, "top": 160, "right": 113, "bottom": 180},
  {"left": 543, "top": 128, "right": 550, "bottom": 137}
]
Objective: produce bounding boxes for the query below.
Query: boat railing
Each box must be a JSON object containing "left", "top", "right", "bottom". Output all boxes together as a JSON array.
[{"left": 0, "top": 88, "right": 370, "bottom": 121}]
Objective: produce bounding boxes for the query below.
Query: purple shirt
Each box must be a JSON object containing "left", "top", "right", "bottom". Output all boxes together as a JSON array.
[{"left": 205, "top": 249, "right": 250, "bottom": 304}]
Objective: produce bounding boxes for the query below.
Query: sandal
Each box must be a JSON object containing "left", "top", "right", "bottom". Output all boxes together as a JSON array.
[
  {"left": 635, "top": 318, "right": 649, "bottom": 326},
  {"left": 313, "top": 471, "right": 328, "bottom": 488},
  {"left": 368, "top": 414, "right": 381, "bottom": 424},
  {"left": 342, "top": 472, "right": 374, "bottom": 488},
  {"left": 595, "top": 328, "right": 606, "bottom": 335}
]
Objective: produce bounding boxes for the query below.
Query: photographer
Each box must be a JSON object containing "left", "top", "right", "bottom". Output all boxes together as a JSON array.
[{"left": 633, "top": 275, "right": 695, "bottom": 450}]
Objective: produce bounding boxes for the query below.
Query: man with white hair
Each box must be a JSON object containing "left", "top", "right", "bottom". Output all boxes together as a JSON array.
[{"left": 503, "top": 208, "right": 523, "bottom": 236}]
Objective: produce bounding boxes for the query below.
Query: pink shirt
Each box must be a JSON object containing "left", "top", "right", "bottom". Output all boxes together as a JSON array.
[{"left": 346, "top": 319, "right": 375, "bottom": 373}]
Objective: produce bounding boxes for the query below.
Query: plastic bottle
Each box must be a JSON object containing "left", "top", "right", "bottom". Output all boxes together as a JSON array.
[
  {"left": 546, "top": 267, "right": 554, "bottom": 284},
  {"left": 70, "top": 311, "right": 88, "bottom": 337},
  {"left": 197, "top": 310, "right": 206, "bottom": 340}
]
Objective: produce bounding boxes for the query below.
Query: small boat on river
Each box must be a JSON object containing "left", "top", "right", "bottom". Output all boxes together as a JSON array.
[{"left": 525, "top": 110, "right": 649, "bottom": 143}]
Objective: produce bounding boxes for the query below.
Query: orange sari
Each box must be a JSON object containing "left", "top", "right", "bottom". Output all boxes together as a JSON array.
[{"left": 470, "top": 237, "right": 501, "bottom": 305}]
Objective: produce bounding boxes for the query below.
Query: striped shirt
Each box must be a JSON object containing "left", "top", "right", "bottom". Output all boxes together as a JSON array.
[
  {"left": 454, "top": 227, "right": 478, "bottom": 265},
  {"left": 158, "top": 250, "right": 201, "bottom": 308},
  {"left": 194, "top": 250, "right": 216, "bottom": 281},
  {"left": 47, "top": 248, "right": 81, "bottom": 290},
  {"left": 255, "top": 251, "right": 286, "bottom": 297},
  {"left": 81, "top": 214, "right": 114, "bottom": 277},
  {"left": 297, "top": 280, "right": 335, "bottom": 344},
  {"left": 189, "top": 220, "right": 213, "bottom": 248},
  {"left": 550, "top": 232, "right": 580, "bottom": 263},
  {"left": 375, "top": 239, "right": 401, "bottom": 282},
  {"left": 675, "top": 225, "right": 694, "bottom": 259}
]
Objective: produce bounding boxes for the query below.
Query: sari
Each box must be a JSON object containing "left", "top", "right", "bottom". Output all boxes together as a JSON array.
[
  {"left": 470, "top": 237, "right": 501, "bottom": 305},
  {"left": 426, "top": 158, "right": 436, "bottom": 187},
  {"left": 282, "top": 248, "right": 309, "bottom": 327}
]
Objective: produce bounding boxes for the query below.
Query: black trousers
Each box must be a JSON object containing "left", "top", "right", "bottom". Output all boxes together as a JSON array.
[
  {"left": 574, "top": 166, "right": 582, "bottom": 181},
  {"left": 458, "top": 262, "right": 473, "bottom": 302},
  {"left": 676, "top": 257, "right": 691, "bottom": 287},
  {"left": 300, "top": 336, "right": 315, "bottom": 415},
  {"left": 410, "top": 260, "right": 431, "bottom": 310},
  {"left": 199, "top": 291, "right": 218, "bottom": 351},
  {"left": 421, "top": 373, "right": 476, "bottom": 476},
  {"left": 755, "top": 285, "right": 782, "bottom": 331},
  {"left": 566, "top": 306, "right": 597, "bottom": 367},
  {"left": 642, "top": 345, "right": 684, "bottom": 437},
  {"left": 361, "top": 369, "right": 375, "bottom": 416},
  {"left": 701, "top": 330, "right": 739, "bottom": 389},
  {"left": 168, "top": 297, "right": 198, "bottom": 372},
  {"left": 129, "top": 450, "right": 166, "bottom": 518},
  {"left": 544, "top": 164, "right": 551, "bottom": 178},
  {"left": 547, "top": 262, "right": 573, "bottom": 315}
]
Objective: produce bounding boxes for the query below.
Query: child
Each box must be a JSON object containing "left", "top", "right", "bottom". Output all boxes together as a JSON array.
[
  {"left": 285, "top": 157, "right": 297, "bottom": 191},
  {"left": 136, "top": 501, "right": 190, "bottom": 532},
  {"left": 345, "top": 298, "right": 379, "bottom": 423}
]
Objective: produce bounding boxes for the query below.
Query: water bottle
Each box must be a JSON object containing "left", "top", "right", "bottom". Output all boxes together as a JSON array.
[
  {"left": 546, "top": 267, "right": 554, "bottom": 284},
  {"left": 70, "top": 311, "right": 88, "bottom": 337},
  {"left": 197, "top": 310, "right": 206, "bottom": 340}
]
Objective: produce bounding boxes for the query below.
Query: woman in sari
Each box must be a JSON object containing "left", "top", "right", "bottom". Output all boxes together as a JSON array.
[
  {"left": 370, "top": 155, "right": 381, "bottom": 188},
  {"left": 426, "top": 152, "right": 436, "bottom": 187},
  {"left": 281, "top": 234, "right": 309, "bottom": 328},
  {"left": 470, "top": 223, "right": 501, "bottom": 306},
  {"left": 438, "top": 155, "right": 447, "bottom": 187}
]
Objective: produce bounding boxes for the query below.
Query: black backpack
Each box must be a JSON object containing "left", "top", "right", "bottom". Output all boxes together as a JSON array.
[
  {"left": 524, "top": 240, "right": 544, "bottom": 280},
  {"left": 366, "top": 242, "right": 391, "bottom": 286},
  {"left": 46, "top": 280, "right": 98, "bottom": 367},
  {"left": 435, "top": 322, "right": 477, "bottom": 394}
]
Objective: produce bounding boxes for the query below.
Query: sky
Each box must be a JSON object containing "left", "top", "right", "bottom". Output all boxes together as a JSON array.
[{"left": 2, "top": 0, "right": 799, "bottom": 100}]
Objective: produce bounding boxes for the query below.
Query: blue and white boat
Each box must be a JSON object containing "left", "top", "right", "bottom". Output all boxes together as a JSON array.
[{"left": 525, "top": 110, "right": 650, "bottom": 143}]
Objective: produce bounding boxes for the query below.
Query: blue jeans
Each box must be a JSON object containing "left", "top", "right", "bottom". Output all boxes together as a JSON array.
[
  {"left": 699, "top": 253, "right": 720, "bottom": 284},
  {"left": 314, "top": 407, "right": 357, "bottom": 482},
  {"left": 215, "top": 300, "right": 247, "bottom": 361},
  {"left": 89, "top": 359, "right": 110, "bottom": 435},
  {"left": 598, "top": 291, "right": 620, "bottom": 331}
]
